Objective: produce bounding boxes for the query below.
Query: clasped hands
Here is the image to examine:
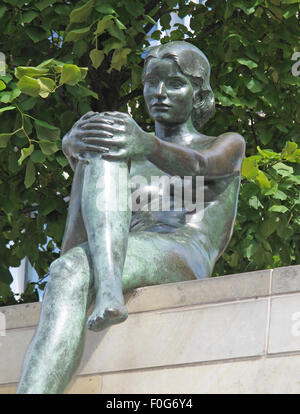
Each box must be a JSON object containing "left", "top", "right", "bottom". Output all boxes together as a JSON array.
[{"left": 62, "top": 111, "right": 154, "bottom": 163}]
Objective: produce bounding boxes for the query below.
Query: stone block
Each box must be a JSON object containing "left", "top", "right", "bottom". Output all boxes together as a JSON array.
[
  {"left": 100, "top": 355, "right": 300, "bottom": 394},
  {"left": 65, "top": 375, "right": 101, "bottom": 394},
  {"left": 79, "top": 299, "right": 268, "bottom": 375},
  {"left": 125, "top": 270, "right": 271, "bottom": 313},
  {"left": 268, "top": 294, "right": 300, "bottom": 354},
  {"left": 272, "top": 265, "right": 300, "bottom": 295}
]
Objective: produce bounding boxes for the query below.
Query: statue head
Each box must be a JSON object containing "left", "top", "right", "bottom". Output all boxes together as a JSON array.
[{"left": 142, "top": 41, "right": 215, "bottom": 130}]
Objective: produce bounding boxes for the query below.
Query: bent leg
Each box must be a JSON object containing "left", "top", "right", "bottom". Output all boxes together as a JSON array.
[
  {"left": 16, "top": 228, "right": 211, "bottom": 394},
  {"left": 122, "top": 227, "right": 212, "bottom": 292},
  {"left": 17, "top": 243, "right": 94, "bottom": 394},
  {"left": 81, "top": 155, "right": 131, "bottom": 331}
]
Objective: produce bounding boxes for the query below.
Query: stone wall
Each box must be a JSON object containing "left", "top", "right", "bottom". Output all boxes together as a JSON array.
[{"left": 0, "top": 265, "right": 300, "bottom": 394}]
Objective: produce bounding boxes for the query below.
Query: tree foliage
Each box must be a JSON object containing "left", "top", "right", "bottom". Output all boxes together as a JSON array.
[{"left": 0, "top": 0, "right": 299, "bottom": 305}]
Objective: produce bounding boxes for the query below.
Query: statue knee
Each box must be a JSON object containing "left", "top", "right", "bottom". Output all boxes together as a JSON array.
[{"left": 49, "top": 254, "right": 89, "bottom": 293}]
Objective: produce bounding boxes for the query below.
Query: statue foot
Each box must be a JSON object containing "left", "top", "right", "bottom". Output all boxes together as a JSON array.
[{"left": 87, "top": 304, "right": 128, "bottom": 332}]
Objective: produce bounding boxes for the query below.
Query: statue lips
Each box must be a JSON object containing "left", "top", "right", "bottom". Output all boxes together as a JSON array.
[{"left": 152, "top": 103, "right": 171, "bottom": 110}]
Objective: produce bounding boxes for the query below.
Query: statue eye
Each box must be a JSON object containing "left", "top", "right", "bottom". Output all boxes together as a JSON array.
[
  {"left": 144, "top": 78, "right": 157, "bottom": 86},
  {"left": 168, "top": 79, "right": 184, "bottom": 88}
]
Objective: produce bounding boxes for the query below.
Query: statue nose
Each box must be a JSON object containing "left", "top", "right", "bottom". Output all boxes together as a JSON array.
[{"left": 155, "top": 81, "right": 167, "bottom": 98}]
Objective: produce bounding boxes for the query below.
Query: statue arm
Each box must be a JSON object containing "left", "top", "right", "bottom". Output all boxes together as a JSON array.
[
  {"left": 148, "top": 132, "right": 245, "bottom": 179},
  {"left": 62, "top": 132, "right": 77, "bottom": 171}
]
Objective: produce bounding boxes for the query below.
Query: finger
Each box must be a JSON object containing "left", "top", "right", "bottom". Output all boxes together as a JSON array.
[
  {"left": 81, "top": 124, "right": 125, "bottom": 133},
  {"left": 78, "top": 113, "right": 100, "bottom": 126},
  {"left": 83, "top": 138, "right": 123, "bottom": 147},
  {"left": 100, "top": 115, "right": 126, "bottom": 126},
  {"left": 85, "top": 117, "right": 114, "bottom": 125},
  {"left": 79, "top": 130, "right": 114, "bottom": 138},
  {"left": 75, "top": 154, "right": 89, "bottom": 164},
  {"left": 102, "top": 148, "right": 127, "bottom": 160},
  {"left": 81, "top": 111, "right": 98, "bottom": 120},
  {"left": 103, "top": 111, "right": 129, "bottom": 120},
  {"left": 82, "top": 144, "right": 110, "bottom": 152},
  {"left": 73, "top": 141, "right": 109, "bottom": 153}
]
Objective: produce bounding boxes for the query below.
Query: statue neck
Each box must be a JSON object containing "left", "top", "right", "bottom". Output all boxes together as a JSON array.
[{"left": 154, "top": 118, "right": 199, "bottom": 145}]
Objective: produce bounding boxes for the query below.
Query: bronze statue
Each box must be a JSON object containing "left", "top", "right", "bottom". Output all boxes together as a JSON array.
[{"left": 17, "top": 41, "right": 245, "bottom": 394}]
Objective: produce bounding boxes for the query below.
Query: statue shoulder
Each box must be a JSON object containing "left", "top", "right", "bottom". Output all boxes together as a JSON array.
[
  {"left": 190, "top": 132, "right": 245, "bottom": 158},
  {"left": 216, "top": 132, "right": 246, "bottom": 155}
]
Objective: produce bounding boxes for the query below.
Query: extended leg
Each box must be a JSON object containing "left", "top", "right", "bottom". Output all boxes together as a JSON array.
[
  {"left": 81, "top": 155, "right": 131, "bottom": 331},
  {"left": 16, "top": 243, "right": 94, "bottom": 394}
]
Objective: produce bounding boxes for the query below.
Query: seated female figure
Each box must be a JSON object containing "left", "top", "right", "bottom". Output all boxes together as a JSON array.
[{"left": 17, "top": 41, "right": 245, "bottom": 394}]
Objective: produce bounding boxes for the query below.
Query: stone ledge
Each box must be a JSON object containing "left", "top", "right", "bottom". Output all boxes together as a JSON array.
[
  {"left": 2, "top": 268, "right": 273, "bottom": 330},
  {"left": 0, "top": 265, "right": 300, "bottom": 392},
  {"left": 2, "top": 354, "right": 300, "bottom": 394},
  {"left": 272, "top": 265, "right": 300, "bottom": 295}
]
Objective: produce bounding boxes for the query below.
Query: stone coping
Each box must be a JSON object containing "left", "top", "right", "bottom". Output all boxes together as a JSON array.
[
  {"left": 1, "top": 265, "right": 300, "bottom": 390},
  {"left": 1, "top": 265, "right": 299, "bottom": 331}
]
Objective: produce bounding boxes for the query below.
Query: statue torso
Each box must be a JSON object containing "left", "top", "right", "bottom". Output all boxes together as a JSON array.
[{"left": 129, "top": 134, "right": 241, "bottom": 246}]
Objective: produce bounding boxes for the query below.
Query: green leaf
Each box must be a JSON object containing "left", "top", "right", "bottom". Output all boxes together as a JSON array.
[
  {"left": 255, "top": 170, "right": 271, "bottom": 189},
  {"left": 245, "top": 78, "right": 263, "bottom": 93},
  {"left": 22, "top": 11, "right": 39, "bottom": 23},
  {"left": 65, "top": 27, "right": 90, "bottom": 42},
  {"left": 25, "top": 27, "right": 46, "bottom": 43},
  {"left": 0, "top": 80, "right": 6, "bottom": 91},
  {"left": 95, "top": 15, "right": 115, "bottom": 35},
  {"left": 38, "top": 77, "right": 56, "bottom": 98},
  {"left": 0, "top": 133, "right": 12, "bottom": 148},
  {"left": 103, "top": 38, "right": 125, "bottom": 55},
  {"left": 124, "top": 0, "right": 144, "bottom": 16},
  {"left": 0, "top": 5, "right": 7, "bottom": 19},
  {"left": 237, "top": 58, "right": 258, "bottom": 69},
  {"left": 73, "top": 40, "right": 89, "bottom": 58},
  {"left": 261, "top": 217, "right": 278, "bottom": 238},
  {"left": 17, "top": 76, "right": 41, "bottom": 97},
  {"left": 242, "top": 157, "right": 259, "bottom": 179},
  {"left": 18, "top": 144, "right": 34, "bottom": 165},
  {"left": 0, "top": 265, "right": 13, "bottom": 285},
  {"left": 268, "top": 5, "right": 283, "bottom": 20},
  {"left": 115, "top": 19, "right": 126, "bottom": 30},
  {"left": 15, "top": 66, "right": 49, "bottom": 80},
  {"left": 39, "top": 198, "right": 56, "bottom": 215},
  {"left": 70, "top": 0, "right": 94, "bottom": 23},
  {"left": 89, "top": 49, "right": 105, "bottom": 69},
  {"left": 282, "top": 141, "right": 298, "bottom": 157},
  {"left": 24, "top": 159, "right": 36, "bottom": 188},
  {"left": 35, "top": 0, "right": 53, "bottom": 11},
  {"left": 36, "top": 59, "right": 56, "bottom": 69},
  {"left": 144, "top": 14, "right": 157, "bottom": 25},
  {"left": 257, "top": 146, "right": 280, "bottom": 159},
  {"left": 268, "top": 205, "right": 289, "bottom": 213},
  {"left": 249, "top": 195, "right": 263, "bottom": 209},
  {"left": 0, "top": 105, "right": 15, "bottom": 114},
  {"left": 34, "top": 119, "right": 60, "bottom": 142},
  {"left": 56, "top": 154, "right": 69, "bottom": 167},
  {"left": 132, "top": 65, "right": 142, "bottom": 89},
  {"left": 108, "top": 48, "right": 131, "bottom": 73},
  {"left": 77, "top": 85, "right": 98, "bottom": 99},
  {"left": 95, "top": 1, "right": 115, "bottom": 14},
  {"left": 59, "top": 64, "right": 81, "bottom": 86},
  {"left": 107, "top": 22, "right": 125, "bottom": 41},
  {"left": 273, "top": 190, "right": 288, "bottom": 201},
  {"left": 80, "top": 67, "right": 88, "bottom": 80},
  {"left": 30, "top": 150, "right": 45, "bottom": 163},
  {"left": 38, "top": 140, "right": 58, "bottom": 155},
  {"left": 272, "top": 162, "right": 294, "bottom": 177}
]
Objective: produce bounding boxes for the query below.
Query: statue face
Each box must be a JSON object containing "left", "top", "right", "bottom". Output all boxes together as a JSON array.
[{"left": 143, "top": 58, "right": 194, "bottom": 125}]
